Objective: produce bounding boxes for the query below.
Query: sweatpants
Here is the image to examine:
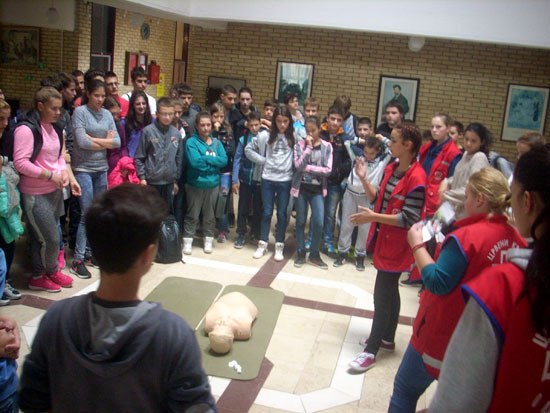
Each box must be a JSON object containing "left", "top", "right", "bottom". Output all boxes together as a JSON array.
[
  {"left": 337, "top": 189, "right": 372, "bottom": 256},
  {"left": 20, "top": 190, "right": 64, "bottom": 277},
  {"left": 184, "top": 185, "right": 217, "bottom": 238}
]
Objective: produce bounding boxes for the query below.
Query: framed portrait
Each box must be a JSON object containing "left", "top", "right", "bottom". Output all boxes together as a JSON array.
[
  {"left": 0, "top": 27, "right": 39, "bottom": 66},
  {"left": 274, "top": 61, "right": 314, "bottom": 106},
  {"left": 376, "top": 75, "right": 420, "bottom": 126},
  {"left": 501, "top": 84, "right": 549, "bottom": 142}
]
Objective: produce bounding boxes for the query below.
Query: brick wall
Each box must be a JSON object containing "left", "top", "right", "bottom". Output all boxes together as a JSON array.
[
  {"left": 187, "top": 23, "right": 550, "bottom": 159},
  {"left": 0, "top": 28, "right": 70, "bottom": 110},
  {"left": 0, "top": 1, "right": 175, "bottom": 112},
  {"left": 113, "top": 10, "right": 176, "bottom": 99}
]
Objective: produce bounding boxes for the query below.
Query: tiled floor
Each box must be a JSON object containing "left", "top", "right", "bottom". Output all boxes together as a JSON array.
[{"left": 5, "top": 218, "right": 437, "bottom": 412}]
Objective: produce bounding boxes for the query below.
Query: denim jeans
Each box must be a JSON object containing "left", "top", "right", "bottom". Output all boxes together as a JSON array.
[
  {"left": 260, "top": 179, "right": 291, "bottom": 243},
  {"left": 237, "top": 181, "right": 262, "bottom": 238},
  {"left": 74, "top": 171, "right": 107, "bottom": 260},
  {"left": 389, "top": 343, "right": 435, "bottom": 412},
  {"left": 323, "top": 184, "right": 343, "bottom": 246},
  {"left": 295, "top": 192, "right": 324, "bottom": 256},
  {"left": 0, "top": 390, "right": 18, "bottom": 413},
  {"left": 216, "top": 173, "right": 232, "bottom": 233},
  {"left": 0, "top": 249, "right": 6, "bottom": 295},
  {"left": 0, "top": 234, "right": 15, "bottom": 282}
]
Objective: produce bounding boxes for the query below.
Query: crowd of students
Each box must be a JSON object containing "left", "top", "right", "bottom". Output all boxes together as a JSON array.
[{"left": 0, "top": 66, "right": 549, "bottom": 412}]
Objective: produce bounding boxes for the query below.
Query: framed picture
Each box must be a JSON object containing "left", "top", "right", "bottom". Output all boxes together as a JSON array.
[
  {"left": 501, "top": 84, "right": 549, "bottom": 142},
  {"left": 274, "top": 61, "right": 314, "bottom": 106},
  {"left": 376, "top": 75, "right": 420, "bottom": 126},
  {"left": 0, "top": 27, "right": 39, "bottom": 65}
]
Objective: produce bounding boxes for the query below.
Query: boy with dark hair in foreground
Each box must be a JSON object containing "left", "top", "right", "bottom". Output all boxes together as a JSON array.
[{"left": 19, "top": 184, "right": 217, "bottom": 413}]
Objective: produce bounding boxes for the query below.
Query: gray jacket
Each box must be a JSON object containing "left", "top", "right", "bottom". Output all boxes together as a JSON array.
[
  {"left": 134, "top": 121, "right": 183, "bottom": 185},
  {"left": 244, "top": 130, "right": 269, "bottom": 182}
]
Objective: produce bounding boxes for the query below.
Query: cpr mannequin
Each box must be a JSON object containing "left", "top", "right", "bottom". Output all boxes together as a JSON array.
[{"left": 204, "top": 292, "right": 258, "bottom": 354}]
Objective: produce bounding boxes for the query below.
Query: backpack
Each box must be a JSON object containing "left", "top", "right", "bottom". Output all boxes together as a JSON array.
[{"left": 155, "top": 215, "right": 182, "bottom": 263}]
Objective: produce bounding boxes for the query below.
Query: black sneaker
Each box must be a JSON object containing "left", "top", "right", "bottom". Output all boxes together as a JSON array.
[
  {"left": 400, "top": 275, "right": 423, "bottom": 286},
  {"left": 309, "top": 255, "right": 328, "bottom": 269},
  {"left": 294, "top": 253, "right": 306, "bottom": 268},
  {"left": 84, "top": 254, "right": 99, "bottom": 268},
  {"left": 234, "top": 235, "right": 245, "bottom": 249},
  {"left": 333, "top": 253, "right": 347, "bottom": 267},
  {"left": 356, "top": 256, "right": 365, "bottom": 271},
  {"left": 70, "top": 260, "right": 91, "bottom": 279}
]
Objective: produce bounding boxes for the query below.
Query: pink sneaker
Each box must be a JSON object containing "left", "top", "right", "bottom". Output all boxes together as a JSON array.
[
  {"left": 58, "top": 249, "right": 65, "bottom": 269},
  {"left": 29, "top": 275, "right": 61, "bottom": 293},
  {"left": 48, "top": 271, "right": 73, "bottom": 288},
  {"left": 349, "top": 352, "right": 376, "bottom": 372}
]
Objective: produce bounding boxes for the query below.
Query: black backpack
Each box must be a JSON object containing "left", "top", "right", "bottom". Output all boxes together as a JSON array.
[{"left": 155, "top": 215, "right": 182, "bottom": 263}]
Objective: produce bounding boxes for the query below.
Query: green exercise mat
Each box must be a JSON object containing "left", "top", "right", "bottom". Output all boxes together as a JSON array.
[
  {"left": 196, "top": 285, "right": 285, "bottom": 380},
  {"left": 145, "top": 277, "right": 223, "bottom": 329}
]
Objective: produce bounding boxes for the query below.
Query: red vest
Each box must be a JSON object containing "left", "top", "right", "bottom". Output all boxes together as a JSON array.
[
  {"left": 366, "top": 160, "right": 426, "bottom": 272},
  {"left": 410, "top": 213, "right": 526, "bottom": 378},
  {"left": 418, "top": 139, "right": 461, "bottom": 216},
  {"left": 464, "top": 263, "right": 550, "bottom": 412}
]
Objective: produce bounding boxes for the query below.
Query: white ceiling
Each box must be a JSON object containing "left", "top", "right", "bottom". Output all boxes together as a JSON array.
[
  {"left": 1, "top": 0, "right": 549, "bottom": 49},
  {"left": 94, "top": 0, "right": 550, "bottom": 49}
]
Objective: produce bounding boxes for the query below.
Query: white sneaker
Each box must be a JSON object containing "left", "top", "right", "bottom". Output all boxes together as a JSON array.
[
  {"left": 274, "top": 242, "right": 284, "bottom": 261},
  {"left": 253, "top": 240, "right": 268, "bottom": 259},
  {"left": 349, "top": 352, "right": 376, "bottom": 372},
  {"left": 204, "top": 236, "right": 213, "bottom": 254},
  {"left": 183, "top": 238, "right": 193, "bottom": 255},
  {"left": 3, "top": 283, "right": 21, "bottom": 300}
]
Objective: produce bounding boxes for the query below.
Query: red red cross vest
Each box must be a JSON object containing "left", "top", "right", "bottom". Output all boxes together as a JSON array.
[
  {"left": 464, "top": 262, "right": 550, "bottom": 412},
  {"left": 410, "top": 213, "right": 526, "bottom": 378},
  {"left": 366, "top": 160, "right": 426, "bottom": 273},
  {"left": 418, "top": 139, "right": 461, "bottom": 216}
]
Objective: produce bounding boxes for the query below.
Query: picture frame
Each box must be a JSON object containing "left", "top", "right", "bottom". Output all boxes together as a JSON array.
[
  {"left": 274, "top": 61, "right": 314, "bottom": 106},
  {"left": 501, "top": 83, "right": 549, "bottom": 142},
  {"left": 0, "top": 27, "right": 39, "bottom": 66},
  {"left": 375, "top": 75, "right": 420, "bottom": 127}
]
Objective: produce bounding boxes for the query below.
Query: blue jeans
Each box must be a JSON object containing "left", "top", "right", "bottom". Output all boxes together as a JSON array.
[
  {"left": 74, "top": 171, "right": 107, "bottom": 260},
  {"left": 237, "top": 181, "right": 262, "bottom": 238},
  {"left": 295, "top": 192, "right": 324, "bottom": 256},
  {"left": 260, "top": 179, "right": 291, "bottom": 243},
  {"left": 216, "top": 174, "right": 232, "bottom": 233},
  {"left": 323, "top": 184, "right": 343, "bottom": 246},
  {"left": 389, "top": 343, "right": 435, "bottom": 412},
  {"left": 0, "top": 391, "right": 17, "bottom": 413}
]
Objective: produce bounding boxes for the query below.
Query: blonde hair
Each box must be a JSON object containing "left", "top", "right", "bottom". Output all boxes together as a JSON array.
[
  {"left": 468, "top": 167, "right": 510, "bottom": 215},
  {"left": 0, "top": 99, "right": 10, "bottom": 112},
  {"left": 34, "top": 87, "right": 61, "bottom": 109}
]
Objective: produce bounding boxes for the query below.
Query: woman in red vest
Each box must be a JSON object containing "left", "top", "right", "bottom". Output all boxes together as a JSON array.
[
  {"left": 389, "top": 167, "right": 526, "bottom": 412},
  {"left": 418, "top": 112, "right": 462, "bottom": 217},
  {"left": 348, "top": 122, "right": 426, "bottom": 372},
  {"left": 430, "top": 145, "right": 550, "bottom": 412}
]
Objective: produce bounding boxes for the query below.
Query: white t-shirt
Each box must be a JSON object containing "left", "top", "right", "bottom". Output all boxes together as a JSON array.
[{"left": 121, "top": 91, "right": 157, "bottom": 115}]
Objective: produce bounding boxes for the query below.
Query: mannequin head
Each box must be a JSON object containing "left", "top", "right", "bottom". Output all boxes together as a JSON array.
[{"left": 208, "top": 320, "right": 234, "bottom": 354}]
